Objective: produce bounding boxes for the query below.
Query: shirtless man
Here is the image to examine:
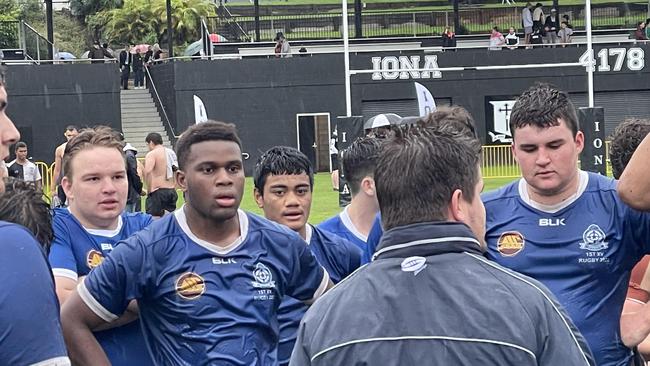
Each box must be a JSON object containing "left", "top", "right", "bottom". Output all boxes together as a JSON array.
[
  {"left": 144, "top": 132, "right": 177, "bottom": 217},
  {"left": 53, "top": 125, "right": 79, "bottom": 204}
]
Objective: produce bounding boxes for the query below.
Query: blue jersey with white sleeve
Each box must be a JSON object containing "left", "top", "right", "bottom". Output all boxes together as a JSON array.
[
  {"left": 483, "top": 171, "right": 650, "bottom": 366},
  {"left": 318, "top": 206, "right": 383, "bottom": 263},
  {"left": 0, "top": 222, "right": 70, "bottom": 366},
  {"left": 48, "top": 208, "right": 153, "bottom": 366},
  {"left": 276, "top": 224, "right": 362, "bottom": 365},
  {"left": 80, "top": 208, "right": 329, "bottom": 366}
]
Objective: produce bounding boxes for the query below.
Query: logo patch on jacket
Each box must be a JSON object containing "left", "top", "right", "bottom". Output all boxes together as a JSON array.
[
  {"left": 401, "top": 256, "right": 427, "bottom": 276},
  {"left": 175, "top": 272, "right": 206, "bottom": 300}
]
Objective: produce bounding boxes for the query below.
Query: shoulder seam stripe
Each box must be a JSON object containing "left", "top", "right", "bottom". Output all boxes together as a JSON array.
[
  {"left": 77, "top": 280, "right": 119, "bottom": 322},
  {"left": 310, "top": 335, "right": 537, "bottom": 362}
]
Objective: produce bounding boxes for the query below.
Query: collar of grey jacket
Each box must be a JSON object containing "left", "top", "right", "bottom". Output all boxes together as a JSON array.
[{"left": 373, "top": 221, "right": 482, "bottom": 260}]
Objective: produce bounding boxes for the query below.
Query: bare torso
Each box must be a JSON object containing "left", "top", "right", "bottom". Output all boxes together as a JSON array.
[{"left": 144, "top": 145, "right": 175, "bottom": 193}]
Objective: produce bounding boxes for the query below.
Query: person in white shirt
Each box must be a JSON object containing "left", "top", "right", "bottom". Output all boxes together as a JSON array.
[
  {"left": 505, "top": 27, "right": 520, "bottom": 49},
  {"left": 7, "top": 141, "right": 41, "bottom": 190},
  {"left": 558, "top": 21, "right": 574, "bottom": 46}
]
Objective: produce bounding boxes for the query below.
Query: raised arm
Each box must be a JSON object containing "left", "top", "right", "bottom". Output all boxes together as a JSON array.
[{"left": 618, "top": 133, "right": 650, "bottom": 210}]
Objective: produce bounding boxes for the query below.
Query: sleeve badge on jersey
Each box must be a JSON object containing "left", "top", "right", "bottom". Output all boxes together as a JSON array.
[
  {"left": 86, "top": 250, "right": 105, "bottom": 269},
  {"left": 497, "top": 231, "right": 525, "bottom": 257},
  {"left": 251, "top": 263, "right": 276, "bottom": 289},
  {"left": 175, "top": 272, "right": 206, "bottom": 300}
]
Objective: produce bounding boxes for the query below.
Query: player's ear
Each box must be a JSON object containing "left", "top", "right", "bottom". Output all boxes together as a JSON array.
[
  {"left": 253, "top": 188, "right": 264, "bottom": 209},
  {"left": 61, "top": 176, "right": 73, "bottom": 200},
  {"left": 574, "top": 130, "right": 585, "bottom": 154},
  {"left": 361, "top": 176, "right": 376, "bottom": 197},
  {"left": 175, "top": 169, "right": 187, "bottom": 192},
  {"left": 449, "top": 188, "right": 465, "bottom": 223}
]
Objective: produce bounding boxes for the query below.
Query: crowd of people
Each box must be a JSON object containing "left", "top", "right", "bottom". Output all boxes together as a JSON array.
[{"left": 4, "top": 62, "right": 650, "bottom": 366}]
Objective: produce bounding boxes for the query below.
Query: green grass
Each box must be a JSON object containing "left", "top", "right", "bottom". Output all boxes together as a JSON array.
[{"left": 166, "top": 173, "right": 518, "bottom": 225}]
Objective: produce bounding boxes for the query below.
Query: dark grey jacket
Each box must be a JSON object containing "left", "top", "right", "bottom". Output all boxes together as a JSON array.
[{"left": 290, "top": 222, "right": 595, "bottom": 366}]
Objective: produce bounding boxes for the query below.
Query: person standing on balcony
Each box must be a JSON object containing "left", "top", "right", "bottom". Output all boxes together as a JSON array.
[
  {"left": 119, "top": 44, "right": 133, "bottom": 90},
  {"left": 132, "top": 48, "right": 145, "bottom": 90},
  {"left": 544, "top": 9, "right": 560, "bottom": 44},
  {"left": 522, "top": 2, "right": 534, "bottom": 44},
  {"left": 532, "top": 3, "right": 545, "bottom": 33},
  {"left": 89, "top": 41, "right": 112, "bottom": 64},
  {"left": 634, "top": 21, "right": 648, "bottom": 41},
  {"left": 489, "top": 26, "right": 505, "bottom": 50}
]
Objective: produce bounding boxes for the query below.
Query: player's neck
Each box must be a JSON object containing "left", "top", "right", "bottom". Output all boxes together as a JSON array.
[
  {"left": 347, "top": 198, "right": 378, "bottom": 237},
  {"left": 183, "top": 205, "right": 241, "bottom": 247},
  {"left": 16, "top": 157, "right": 26, "bottom": 164},
  {"left": 527, "top": 170, "right": 581, "bottom": 206}
]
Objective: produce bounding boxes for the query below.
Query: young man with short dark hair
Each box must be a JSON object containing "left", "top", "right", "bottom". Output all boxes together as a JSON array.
[
  {"left": 319, "top": 137, "right": 383, "bottom": 259},
  {"left": 144, "top": 132, "right": 178, "bottom": 217},
  {"left": 61, "top": 120, "right": 332, "bottom": 365},
  {"left": 7, "top": 141, "right": 41, "bottom": 190},
  {"left": 483, "top": 83, "right": 650, "bottom": 366},
  {"left": 253, "top": 146, "right": 361, "bottom": 365},
  {"left": 292, "top": 124, "right": 594, "bottom": 366},
  {"left": 0, "top": 66, "right": 70, "bottom": 365}
]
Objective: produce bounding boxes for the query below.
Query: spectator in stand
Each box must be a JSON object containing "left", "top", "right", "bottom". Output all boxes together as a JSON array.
[
  {"left": 505, "top": 27, "right": 520, "bottom": 49},
  {"left": 441, "top": 27, "right": 457, "bottom": 48},
  {"left": 522, "top": 2, "right": 534, "bottom": 44},
  {"left": 88, "top": 41, "right": 113, "bottom": 64},
  {"left": 562, "top": 14, "right": 573, "bottom": 29},
  {"left": 558, "top": 21, "right": 573, "bottom": 45},
  {"left": 152, "top": 44, "right": 163, "bottom": 64},
  {"left": 274, "top": 32, "right": 292, "bottom": 58},
  {"left": 119, "top": 44, "right": 133, "bottom": 90},
  {"left": 544, "top": 9, "right": 560, "bottom": 44},
  {"left": 646, "top": 18, "right": 650, "bottom": 39},
  {"left": 132, "top": 48, "right": 145, "bottom": 90},
  {"left": 532, "top": 3, "right": 545, "bottom": 32},
  {"left": 489, "top": 26, "right": 505, "bottom": 50},
  {"left": 530, "top": 26, "right": 544, "bottom": 46},
  {"left": 634, "top": 21, "right": 648, "bottom": 41}
]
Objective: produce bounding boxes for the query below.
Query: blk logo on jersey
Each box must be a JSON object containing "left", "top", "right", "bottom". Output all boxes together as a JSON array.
[
  {"left": 579, "top": 224, "right": 609, "bottom": 252},
  {"left": 251, "top": 263, "right": 276, "bottom": 289},
  {"left": 539, "top": 218, "right": 566, "bottom": 226},
  {"left": 86, "top": 250, "right": 105, "bottom": 269},
  {"left": 175, "top": 272, "right": 206, "bottom": 300},
  {"left": 497, "top": 231, "right": 525, "bottom": 257}
]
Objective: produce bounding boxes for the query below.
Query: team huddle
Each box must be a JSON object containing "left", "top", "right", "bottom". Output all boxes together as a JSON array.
[{"left": 3, "top": 63, "right": 650, "bottom": 366}]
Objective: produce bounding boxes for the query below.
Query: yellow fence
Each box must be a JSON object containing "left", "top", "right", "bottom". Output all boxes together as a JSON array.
[{"left": 32, "top": 142, "right": 613, "bottom": 195}]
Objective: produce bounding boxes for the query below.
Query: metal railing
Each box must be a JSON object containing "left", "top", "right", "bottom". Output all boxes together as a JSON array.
[
  {"left": 21, "top": 21, "right": 54, "bottom": 63},
  {"left": 208, "top": 4, "right": 648, "bottom": 41},
  {"left": 144, "top": 66, "right": 179, "bottom": 142}
]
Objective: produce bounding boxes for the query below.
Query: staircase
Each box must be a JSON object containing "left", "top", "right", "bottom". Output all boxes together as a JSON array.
[{"left": 120, "top": 88, "right": 172, "bottom": 155}]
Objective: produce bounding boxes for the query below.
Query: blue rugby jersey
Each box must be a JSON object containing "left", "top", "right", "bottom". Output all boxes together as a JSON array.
[
  {"left": 80, "top": 208, "right": 329, "bottom": 366},
  {"left": 0, "top": 222, "right": 70, "bottom": 365},
  {"left": 318, "top": 206, "right": 383, "bottom": 263},
  {"left": 48, "top": 208, "right": 153, "bottom": 366},
  {"left": 276, "top": 225, "right": 362, "bottom": 365},
  {"left": 483, "top": 171, "right": 650, "bottom": 366}
]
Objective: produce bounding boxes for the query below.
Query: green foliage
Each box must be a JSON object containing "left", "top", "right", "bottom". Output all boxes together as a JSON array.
[
  {"left": 89, "top": 0, "right": 215, "bottom": 46},
  {"left": 70, "top": 0, "right": 122, "bottom": 22}
]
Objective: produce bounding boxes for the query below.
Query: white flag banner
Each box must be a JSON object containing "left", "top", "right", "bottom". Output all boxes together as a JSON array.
[
  {"left": 194, "top": 95, "right": 208, "bottom": 124},
  {"left": 414, "top": 82, "right": 436, "bottom": 117}
]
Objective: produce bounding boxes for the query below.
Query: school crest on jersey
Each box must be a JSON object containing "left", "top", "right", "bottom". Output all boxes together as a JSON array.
[
  {"left": 579, "top": 224, "right": 609, "bottom": 252},
  {"left": 496, "top": 231, "right": 525, "bottom": 256},
  {"left": 251, "top": 263, "right": 276, "bottom": 289},
  {"left": 86, "top": 250, "right": 105, "bottom": 269},
  {"left": 175, "top": 272, "right": 206, "bottom": 300}
]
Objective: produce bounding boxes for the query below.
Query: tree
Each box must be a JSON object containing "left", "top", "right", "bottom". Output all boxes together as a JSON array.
[
  {"left": 88, "top": 0, "right": 153, "bottom": 45},
  {"left": 150, "top": 0, "right": 216, "bottom": 44},
  {"left": 70, "top": 0, "right": 122, "bottom": 23}
]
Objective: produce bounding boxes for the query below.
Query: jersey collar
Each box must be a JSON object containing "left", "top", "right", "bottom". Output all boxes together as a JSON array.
[
  {"left": 174, "top": 206, "right": 249, "bottom": 255},
  {"left": 372, "top": 221, "right": 482, "bottom": 261},
  {"left": 518, "top": 170, "right": 589, "bottom": 213},
  {"left": 304, "top": 224, "right": 313, "bottom": 245},
  {"left": 339, "top": 205, "right": 368, "bottom": 242}
]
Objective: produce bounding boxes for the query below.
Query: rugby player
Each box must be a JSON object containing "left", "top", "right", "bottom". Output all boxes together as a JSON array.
[
  {"left": 609, "top": 118, "right": 650, "bottom": 358},
  {"left": 53, "top": 125, "right": 79, "bottom": 206},
  {"left": 61, "top": 120, "right": 332, "bottom": 365},
  {"left": 253, "top": 146, "right": 362, "bottom": 365},
  {"left": 0, "top": 66, "right": 70, "bottom": 365},
  {"left": 482, "top": 83, "right": 650, "bottom": 366},
  {"left": 618, "top": 120, "right": 650, "bottom": 210},
  {"left": 49, "top": 126, "right": 154, "bottom": 365},
  {"left": 318, "top": 136, "right": 383, "bottom": 260}
]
